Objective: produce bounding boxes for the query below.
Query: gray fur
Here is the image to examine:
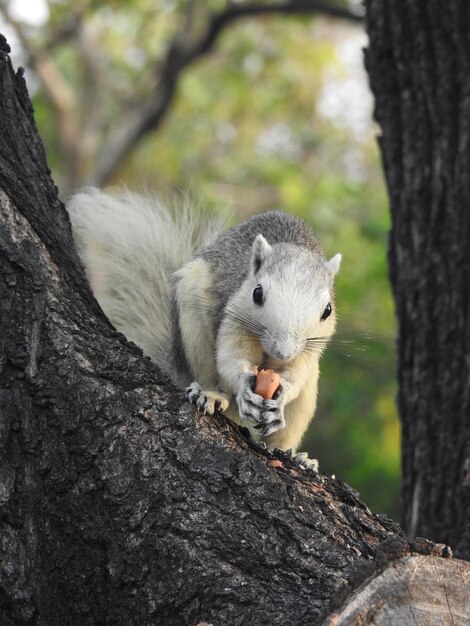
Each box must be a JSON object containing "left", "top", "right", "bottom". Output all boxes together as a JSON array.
[
  {"left": 169, "top": 277, "right": 191, "bottom": 386},
  {"left": 199, "top": 211, "right": 323, "bottom": 331}
]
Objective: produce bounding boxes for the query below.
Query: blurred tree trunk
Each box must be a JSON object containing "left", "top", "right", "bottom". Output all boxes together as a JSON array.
[
  {"left": 365, "top": 1, "right": 470, "bottom": 558},
  {"left": 1, "top": 32, "right": 470, "bottom": 626}
]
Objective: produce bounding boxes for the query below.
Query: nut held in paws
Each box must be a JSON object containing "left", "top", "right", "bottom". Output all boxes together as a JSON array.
[{"left": 254, "top": 368, "right": 281, "bottom": 400}]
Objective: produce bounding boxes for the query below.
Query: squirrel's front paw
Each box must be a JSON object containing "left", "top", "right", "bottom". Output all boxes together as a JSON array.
[
  {"left": 236, "top": 372, "right": 264, "bottom": 423},
  {"left": 255, "top": 394, "right": 286, "bottom": 437},
  {"left": 285, "top": 449, "right": 319, "bottom": 472},
  {"left": 185, "top": 381, "right": 230, "bottom": 414}
]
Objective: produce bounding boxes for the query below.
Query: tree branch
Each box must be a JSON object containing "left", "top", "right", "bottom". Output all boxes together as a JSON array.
[{"left": 92, "top": 0, "right": 364, "bottom": 186}]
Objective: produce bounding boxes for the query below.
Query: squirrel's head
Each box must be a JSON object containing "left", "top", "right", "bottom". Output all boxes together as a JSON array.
[{"left": 240, "top": 234, "right": 341, "bottom": 363}]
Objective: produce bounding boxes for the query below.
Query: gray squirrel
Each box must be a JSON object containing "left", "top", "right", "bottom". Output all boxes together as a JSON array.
[{"left": 68, "top": 188, "right": 341, "bottom": 467}]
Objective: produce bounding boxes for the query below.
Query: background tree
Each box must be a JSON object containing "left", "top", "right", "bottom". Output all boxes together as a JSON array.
[
  {"left": 365, "top": 0, "right": 470, "bottom": 558},
  {"left": 0, "top": 0, "right": 363, "bottom": 191},
  {"left": 0, "top": 0, "right": 401, "bottom": 519}
]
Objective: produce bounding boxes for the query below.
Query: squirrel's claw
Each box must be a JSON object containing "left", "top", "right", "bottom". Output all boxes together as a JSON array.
[
  {"left": 255, "top": 418, "right": 285, "bottom": 438},
  {"left": 285, "top": 449, "right": 319, "bottom": 472},
  {"left": 236, "top": 372, "right": 264, "bottom": 423},
  {"left": 256, "top": 393, "right": 286, "bottom": 437},
  {"left": 255, "top": 410, "right": 286, "bottom": 437},
  {"left": 185, "top": 381, "right": 202, "bottom": 404},
  {"left": 185, "top": 381, "right": 230, "bottom": 415},
  {"left": 236, "top": 373, "right": 287, "bottom": 436}
]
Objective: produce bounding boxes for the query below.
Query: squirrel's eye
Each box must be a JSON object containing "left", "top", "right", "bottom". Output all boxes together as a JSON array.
[
  {"left": 253, "top": 284, "right": 264, "bottom": 305},
  {"left": 321, "top": 303, "right": 332, "bottom": 321}
]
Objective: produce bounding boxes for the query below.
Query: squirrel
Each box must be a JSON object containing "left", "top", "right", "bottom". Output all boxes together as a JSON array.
[{"left": 67, "top": 188, "right": 341, "bottom": 468}]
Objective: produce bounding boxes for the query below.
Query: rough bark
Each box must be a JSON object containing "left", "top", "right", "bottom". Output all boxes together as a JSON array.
[
  {"left": 0, "top": 33, "right": 469, "bottom": 626},
  {"left": 365, "top": 1, "right": 470, "bottom": 559}
]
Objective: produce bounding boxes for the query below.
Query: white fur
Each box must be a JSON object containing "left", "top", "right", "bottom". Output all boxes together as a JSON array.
[
  {"left": 240, "top": 257, "right": 336, "bottom": 364},
  {"left": 326, "top": 253, "right": 342, "bottom": 276},
  {"left": 69, "top": 191, "right": 341, "bottom": 454},
  {"left": 174, "top": 258, "right": 218, "bottom": 388},
  {"left": 216, "top": 239, "right": 339, "bottom": 449},
  {"left": 251, "top": 234, "right": 272, "bottom": 269},
  {"left": 265, "top": 361, "right": 320, "bottom": 451},
  {"left": 67, "top": 188, "right": 224, "bottom": 377},
  {"left": 217, "top": 303, "right": 325, "bottom": 448}
]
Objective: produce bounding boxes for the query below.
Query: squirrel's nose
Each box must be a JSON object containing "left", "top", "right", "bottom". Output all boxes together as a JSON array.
[
  {"left": 273, "top": 350, "right": 291, "bottom": 361},
  {"left": 270, "top": 338, "right": 297, "bottom": 362}
]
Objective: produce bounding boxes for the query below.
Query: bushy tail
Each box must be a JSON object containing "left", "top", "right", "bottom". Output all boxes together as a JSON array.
[{"left": 67, "top": 188, "right": 225, "bottom": 375}]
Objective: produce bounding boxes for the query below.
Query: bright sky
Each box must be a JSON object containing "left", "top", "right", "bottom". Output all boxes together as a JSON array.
[
  {"left": 317, "top": 29, "right": 373, "bottom": 142},
  {"left": 0, "top": 0, "right": 48, "bottom": 69},
  {"left": 9, "top": 0, "right": 49, "bottom": 24}
]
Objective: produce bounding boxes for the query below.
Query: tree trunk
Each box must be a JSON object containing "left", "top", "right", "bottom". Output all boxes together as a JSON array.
[
  {"left": 0, "top": 33, "right": 469, "bottom": 625},
  {"left": 365, "top": 1, "right": 470, "bottom": 559}
]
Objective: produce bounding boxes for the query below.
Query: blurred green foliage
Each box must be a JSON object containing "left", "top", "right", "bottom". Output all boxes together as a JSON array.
[{"left": 11, "top": 1, "right": 400, "bottom": 519}]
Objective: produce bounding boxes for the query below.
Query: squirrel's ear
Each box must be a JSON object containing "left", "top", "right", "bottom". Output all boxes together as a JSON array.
[
  {"left": 326, "top": 253, "right": 342, "bottom": 277},
  {"left": 251, "top": 234, "right": 272, "bottom": 274}
]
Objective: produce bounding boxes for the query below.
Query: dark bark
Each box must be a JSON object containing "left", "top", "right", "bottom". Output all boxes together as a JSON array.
[
  {"left": 0, "top": 31, "right": 469, "bottom": 626},
  {"left": 365, "top": 1, "right": 470, "bottom": 558}
]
